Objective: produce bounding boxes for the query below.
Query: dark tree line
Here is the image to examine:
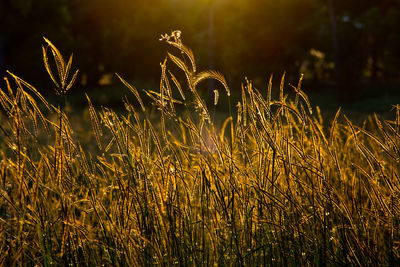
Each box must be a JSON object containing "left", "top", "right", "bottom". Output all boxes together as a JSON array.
[{"left": 1, "top": 0, "right": 400, "bottom": 97}]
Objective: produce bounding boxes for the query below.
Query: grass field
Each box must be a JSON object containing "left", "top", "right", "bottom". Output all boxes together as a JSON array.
[{"left": 0, "top": 32, "right": 399, "bottom": 266}]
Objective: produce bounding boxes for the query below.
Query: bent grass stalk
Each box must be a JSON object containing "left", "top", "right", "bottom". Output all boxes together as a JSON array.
[{"left": 0, "top": 31, "right": 399, "bottom": 266}]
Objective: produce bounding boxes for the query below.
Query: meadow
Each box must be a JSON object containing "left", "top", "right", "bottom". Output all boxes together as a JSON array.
[{"left": 0, "top": 31, "right": 399, "bottom": 266}]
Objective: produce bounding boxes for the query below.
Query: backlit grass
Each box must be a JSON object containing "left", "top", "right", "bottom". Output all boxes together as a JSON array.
[{"left": 0, "top": 31, "right": 399, "bottom": 266}]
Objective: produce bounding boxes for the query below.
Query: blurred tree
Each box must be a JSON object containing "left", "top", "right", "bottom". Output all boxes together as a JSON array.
[
  {"left": 318, "top": 0, "right": 400, "bottom": 99},
  {"left": 68, "top": 0, "right": 185, "bottom": 86},
  {"left": 364, "top": 1, "right": 400, "bottom": 81},
  {"left": 212, "top": 0, "right": 321, "bottom": 87}
]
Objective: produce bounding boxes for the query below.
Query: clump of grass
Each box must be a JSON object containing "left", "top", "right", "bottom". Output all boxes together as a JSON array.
[{"left": 0, "top": 31, "right": 399, "bottom": 266}]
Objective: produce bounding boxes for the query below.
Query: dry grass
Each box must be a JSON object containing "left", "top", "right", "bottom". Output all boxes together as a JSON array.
[{"left": 0, "top": 31, "right": 399, "bottom": 266}]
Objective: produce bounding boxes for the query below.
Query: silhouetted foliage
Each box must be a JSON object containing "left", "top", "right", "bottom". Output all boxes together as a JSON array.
[{"left": 2, "top": 0, "right": 400, "bottom": 96}]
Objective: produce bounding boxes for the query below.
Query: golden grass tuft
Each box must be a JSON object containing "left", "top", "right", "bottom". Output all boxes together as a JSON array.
[{"left": 0, "top": 31, "right": 399, "bottom": 266}]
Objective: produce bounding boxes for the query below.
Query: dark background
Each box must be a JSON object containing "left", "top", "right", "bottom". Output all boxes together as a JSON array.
[{"left": 1, "top": 0, "right": 400, "bottom": 112}]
